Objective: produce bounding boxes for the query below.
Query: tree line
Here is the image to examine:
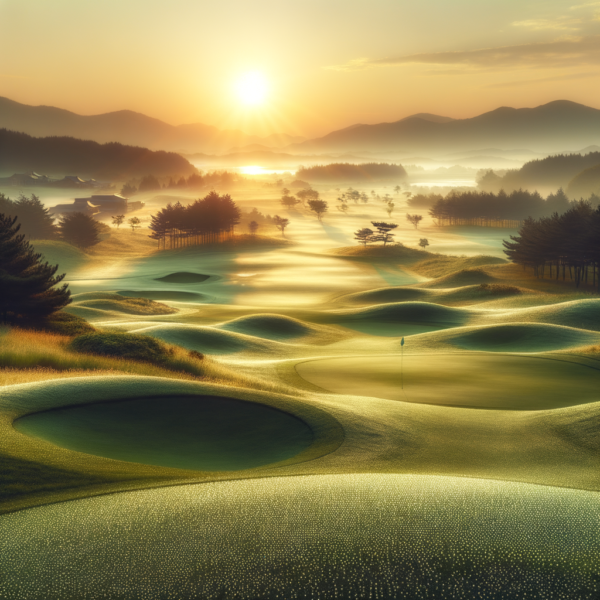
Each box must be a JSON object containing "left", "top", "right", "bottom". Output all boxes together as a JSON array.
[
  {"left": 296, "top": 163, "right": 407, "bottom": 182},
  {"left": 503, "top": 201, "right": 600, "bottom": 290},
  {"left": 148, "top": 192, "right": 240, "bottom": 249},
  {"left": 429, "top": 189, "right": 575, "bottom": 227}
]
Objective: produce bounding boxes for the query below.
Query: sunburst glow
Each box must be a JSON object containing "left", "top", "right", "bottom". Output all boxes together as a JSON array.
[{"left": 236, "top": 72, "right": 268, "bottom": 105}]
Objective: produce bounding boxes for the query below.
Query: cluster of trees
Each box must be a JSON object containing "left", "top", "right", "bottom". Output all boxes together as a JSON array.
[
  {"left": 0, "top": 213, "right": 71, "bottom": 322},
  {"left": 0, "top": 128, "right": 195, "bottom": 180},
  {"left": 121, "top": 170, "right": 245, "bottom": 196},
  {"left": 355, "top": 222, "right": 398, "bottom": 246},
  {"left": 148, "top": 192, "right": 240, "bottom": 249},
  {"left": 504, "top": 201, "right": 600, "bottom": 290},
  {"left": 478, "top": 153, "right": 600, "bottom": 194},
  {"left": 296, "top": 163, "right": 407, "bottom": 182},
  {"left": 0, "top": 193, "right": 57, "bottom": 239},
  {"left": 429, "top": 189, "right": 574, "bottom": 226}
]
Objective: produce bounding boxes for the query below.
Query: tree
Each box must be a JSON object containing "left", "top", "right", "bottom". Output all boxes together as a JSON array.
[
  {"left": 371, "top": 221, "right": 398, "bottom": 246},
  {"left": 59, "top": 212, "right": 101, "bottom": 248},
  {"left": 337, "top": 197, "right": 349, "bottom": 214},
  {"left": 406, "top": 213, "right": 423, "bottom": 229},
  {"left": 121, "top": 182, "right": 137, "bottom": 196},
  {"left": 273, "top": 215, "right": 290, "bottom": 236},
  {"left": 112, "top": 214, "right": 125, "bottom": 228},
  {"left": 297, "top": 188, "right": 319, "bottom": 206},
  {"left": 128, "top": 216, "right": 142, "bottom": 233},
  {"left": 0, "top": 214, "right": 71, "bottom": 322},
  {"left": 308, "top": 199, "right": 328, "bottom": 221},
  {"left": 282, "top": 187, "right": 290, "bottom": 196},
  {"left": 394, "top": 185, "right": 401, "bottom": 195},
  {"left": 248, "top": 220, "right": 259, "bottom": 236},
  {"left": 385, "top": 202, "right": 395, "bottom": 217},
  {"left": 281, "top": 195, "right": 299, "bottom": 209},
  {"left": 419, "top": 238, "right": 430, "bottom": 250},
  {"left": 355, "top": 228, "right": 374, "bottom": 246},
  {"left": 138, "top": 175, "right": 161, "bottom": 193}
]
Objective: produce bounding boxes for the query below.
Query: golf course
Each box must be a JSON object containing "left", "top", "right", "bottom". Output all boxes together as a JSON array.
[{"left": 1, "top": 187, "right": 600, "bottom": 599}]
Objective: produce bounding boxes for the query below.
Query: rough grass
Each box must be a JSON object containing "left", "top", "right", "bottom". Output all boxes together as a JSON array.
[
  {"left": 412, "top": 255, "right": 506, "bottom": 278},
  {"left": 0, "top": 328, "right": 291, "bottom": 394},
  {"left": 70, "top": 294, "right": 178, "bottom": 316},
  {"left": 19, "top": 311, "right": 96, "bottom": 336},
  {"left": 69, "top": 332, "right": 176, "bottom": 363},
  {"left": 330, "top": 243, "right": 430, "bottom": 261}
]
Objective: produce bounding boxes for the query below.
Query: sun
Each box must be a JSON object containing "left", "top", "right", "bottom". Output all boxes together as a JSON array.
[{"left": 236, "top": 72, "right": 268, "bottom": 105}]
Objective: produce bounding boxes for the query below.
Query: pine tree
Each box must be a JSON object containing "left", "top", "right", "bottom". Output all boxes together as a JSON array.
[
  {"left": 12, "top": 194, "right": 57, "bottom": 240},
  {"left": 0, "top": 214, "right": 70, "bottom": 322},
  {"left": 59, "top": 212, "right": 101, "bottom": 248}
]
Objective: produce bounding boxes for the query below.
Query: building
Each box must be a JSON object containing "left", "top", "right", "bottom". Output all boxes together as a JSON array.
[{"left": 50, "top": 194, "right": 144, "bottom": 217}]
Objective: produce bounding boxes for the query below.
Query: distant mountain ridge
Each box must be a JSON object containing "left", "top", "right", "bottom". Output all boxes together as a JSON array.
[
  {"left": 289, "top": 101, "right": 600, "bottom": 154},
  {"left": 0, "top": 96, "right": 304, "bottom": 154}
]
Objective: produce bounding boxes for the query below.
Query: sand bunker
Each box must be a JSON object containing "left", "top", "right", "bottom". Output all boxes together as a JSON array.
[
  {"left": 296, "top": 354, "right": 600, "bottom": 409},
  {"left": 218, "top": 314, "right": 313, "bottom": 341},
  {"left": 15, "top": 395, "right": 313, "bottom": 471},
  {"left": 154, "top": 272, "right": 211, "bottom": 284}
]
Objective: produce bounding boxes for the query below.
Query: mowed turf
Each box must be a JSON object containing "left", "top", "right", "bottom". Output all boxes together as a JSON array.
[
  {"left": 296, "top": 353, "right": 600, "bottom": 409},
  {"left": 15, "top": 395, "right": 314, "bottom": 471},
  {"left": 1, "top": 474, "right": 599, "bottom": 600}
]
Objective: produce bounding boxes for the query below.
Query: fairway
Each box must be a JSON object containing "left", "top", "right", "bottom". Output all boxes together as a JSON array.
[
  {"left": 296, "top": 354, "right": 600, "bottom": 410},
  {"left": 15, "top": 395, "right": 314, "bottom": 471}
]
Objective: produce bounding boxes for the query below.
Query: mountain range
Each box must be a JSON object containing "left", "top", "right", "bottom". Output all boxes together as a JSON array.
[
  {"left": 2, "top": 96, "right": 600, "bottom": 158},
  {"left": 0, "top": 96, "right": 304, "bottom": 154}
]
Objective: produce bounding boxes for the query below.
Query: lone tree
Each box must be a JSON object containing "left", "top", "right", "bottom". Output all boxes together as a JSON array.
[
  {"left": 281, "top": 195, "right": 299, "bottom": 209},
  {"left": 59, "top": 212, "right": 101, "bottom": 248},
  {"left": 128, "top": 216, "right": 142, "bottom": 233},
  {"left": 385, "top": 202, "right": 395, "bottom": 217},
  {"left": 355, "top": 228, "right": 374, "bottom": 246},
  {"left": 0, "top": 214, "right": 71, "bottom": 322},
  {"left": 371, "top": 221, "right": 398, "bottom": 246},
  {"left": 308, "top": 199, "right": 328, "bottom": 221},
  {"left": 112, "top": 214, "right": 125, "bottom": 228},
  {"left": 406, "top": 213, "right": 423, "bottom": 229},
  {"left": 297, "top": 188, "right": 319, "bottom": 206},
  {"left": 248, "top": 220, "right": 259, "bottom": 236},
  {"left": 273, "top": 215, "right": 290, "bottom": 236},
  {"left": 419, "top": 238, "right": 430, "bottom": 250}
]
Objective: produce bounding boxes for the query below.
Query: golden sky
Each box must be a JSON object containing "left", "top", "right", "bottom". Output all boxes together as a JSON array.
[{"left": 2, "top": 0, "right": 600, "bottom": 137}]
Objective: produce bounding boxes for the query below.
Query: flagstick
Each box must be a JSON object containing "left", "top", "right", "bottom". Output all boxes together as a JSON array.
[{"left": 400, "top": 337, "right": 405, "bottom": 390}]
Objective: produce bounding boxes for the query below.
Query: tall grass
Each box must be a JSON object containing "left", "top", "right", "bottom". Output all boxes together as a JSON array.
[{"left": 0, "top": 328, "right": 291, "bottom": 394}]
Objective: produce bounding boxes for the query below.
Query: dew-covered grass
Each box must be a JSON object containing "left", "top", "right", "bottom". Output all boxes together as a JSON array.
[{"left": 1, "top": 474, "right": 599, "bottom": 600}]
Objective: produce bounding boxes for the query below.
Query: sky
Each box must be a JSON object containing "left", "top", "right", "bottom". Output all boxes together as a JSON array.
[{"left": 1, "top": 0, "right": 600, "bottom": 138}]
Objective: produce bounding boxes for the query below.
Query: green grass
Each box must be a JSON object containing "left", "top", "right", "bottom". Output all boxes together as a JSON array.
[{"left": 69, "top": 332, "right": 176, "bottom": 363}]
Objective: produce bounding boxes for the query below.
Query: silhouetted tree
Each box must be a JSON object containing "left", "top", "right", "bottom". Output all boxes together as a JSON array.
[
  {"left": 112, "top": 215, "right": 125, "bottom": 228},
  {"left": 406, "top": 214, "right": 423, "bottom": 229},
  {"left": 386, "top": 202, "right": 395, "bottom": 217},
  {"left": 281, "top": 195, "right": 299, "bottom": 208},
  {"left": 59, "top": 212, "right": 101, "bottom": 248},
  {"left": 273, "top": 215, "right": 290, "bottom": 237},
  {"left": 138, "top": 175, "right": 161, "bottom": 192},
  {"left": 355, "top": 228, "right": 374, "bottom": 246},
  {"left": 121, "top": 182, "right": 137, "bottom": 196},
  {"left": 0, "top": 214, "right": 71, "bottom": 322},
  {"left": 308, "top": 199, "right": 328, "bottom": 221},
  {"left": 128, "top": 216, "right": 141, "bottom": 233},
  {"left": 248, "top": 220, "right": 259, "bottom": 236},
  {"left": 419, "top": 238, "right": 429, "bottom": 250},
  {"left": 10, "top": 194, "right": 58, "bottom": 240},
  {"left": 371, "top": 222, "right": 398, "bottom": 246}
]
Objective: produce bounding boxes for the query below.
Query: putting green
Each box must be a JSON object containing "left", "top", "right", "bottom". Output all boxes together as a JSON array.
[
  {"left": 15, "top": 395, "right": 314, "bottom": 471},
  {"left": 296, "top": 354, "right": 600, "bottom": 410},
  {"left": 1, "top": 474, "right": 599, "bottom": 599}
]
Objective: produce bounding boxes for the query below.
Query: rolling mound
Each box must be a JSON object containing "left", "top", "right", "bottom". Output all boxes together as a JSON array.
[
  {"left": 133, "top": 324, "right": 283, "bottom": 355},
  {"left": 71, "top": 296, "right": 177, "bottom": 316},
  {"left": 154, "top": 272, "right": 211, "bottom": 284},
  {"left": 15, "top": 395, "right": 314, "bottom": 472},
  {"left": 338, "top": 287, "right": 432, "bottom": 305},
  {"left": 218, "top": 314, "right": 313, "bottom": 341},
  {"left": 118, "top": 290, "right": 207, "bottom": 302},
  {"left": 503, "top": 299, "right": 600, "bottom": 331},
  {"left": 34, "top": 240, "right": 88, "bottom": 274},
  {"left": 336, "top": 301, "right": 470, "bottom": 325},
  {"left": 419, "top": 268, "right": 496, "bottom": 289},
  {"left": 448, "top": 323, "right": 600, "bottom": 352}
]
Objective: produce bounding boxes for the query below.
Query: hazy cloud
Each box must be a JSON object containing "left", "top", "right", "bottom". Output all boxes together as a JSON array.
[
  {"left": 326, "top": 35, "right": 600, "bottom": 71},
  {"left": 512, "top": 18, "right": 581, "bottom": 31},
  {"left": 485, "top": 70, "right": 600, "bottom": 87}
]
